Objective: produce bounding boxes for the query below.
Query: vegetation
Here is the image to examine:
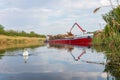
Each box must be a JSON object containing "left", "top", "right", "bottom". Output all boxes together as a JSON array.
[
  {"left": 0, "top": 35, "right": 45, "bottom": 50},
  {"left": 93, "top": 5, "right": 120, "bottom": 50},
  {"left": 93, "top": 45, "right": 120, "bottom": 79},
  {"left": 0, "top": 24, "right": 46, "bottom": 50},
  {"left": 0, "top": 24, "right": 45, "bottom": 38},
  {"left": 93, "top": 3, "right": 120, "bottom": 79}
]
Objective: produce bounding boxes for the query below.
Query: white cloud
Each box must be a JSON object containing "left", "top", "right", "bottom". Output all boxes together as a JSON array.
[
  {"left": 0, "top": 0, "right": 109, "bottom": 35},
  {"left": 59, "top": 0, "right": 99, "bottom": 9},
  {"left": 100, "top": 0, "right": 120, "bottom": 6},
  {"left": 100, "top": 0, "right": 110, "bottom": 6}
]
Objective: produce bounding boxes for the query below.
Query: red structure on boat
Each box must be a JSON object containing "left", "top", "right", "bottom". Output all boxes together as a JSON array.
[{"left": 47, "top": 23, "right": 93, "bottom": 46}]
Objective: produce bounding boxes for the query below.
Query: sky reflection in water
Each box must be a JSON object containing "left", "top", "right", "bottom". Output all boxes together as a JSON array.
[{"left": 0, "top": 44, "right": 108, "bottom": 80}]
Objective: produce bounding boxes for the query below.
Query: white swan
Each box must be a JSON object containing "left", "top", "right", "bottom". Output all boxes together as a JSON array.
[
  {"left": 23, "top": 49, "right": 29, "bottom": 63},
  {"left": 23, "top": 49, "right": 29, "bottom": 56}
]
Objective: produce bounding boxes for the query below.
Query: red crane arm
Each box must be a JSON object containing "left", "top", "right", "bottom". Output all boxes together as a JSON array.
[{"left": 70, "top": 22, "right": 86, "bottom": 33}]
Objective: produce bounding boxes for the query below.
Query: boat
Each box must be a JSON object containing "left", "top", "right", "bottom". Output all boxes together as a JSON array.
[{"left": 47, "top": 22, "right": 93, "bottom": 46}]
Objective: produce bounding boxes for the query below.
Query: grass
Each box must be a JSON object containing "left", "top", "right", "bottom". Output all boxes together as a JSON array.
[
  {"left": 93, "top": 5, "right": 120, "bottom": 48},
  {"left": 0, "top": 35, "right": 46, "bottom": 50},
  {"left": 93, "top": 31, "right": 120, "bottom": 51}
]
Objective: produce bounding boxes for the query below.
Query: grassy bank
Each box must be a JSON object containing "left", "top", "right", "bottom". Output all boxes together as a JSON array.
[{"left": 0, "top": 35, "right": 46, "bottom": 50}]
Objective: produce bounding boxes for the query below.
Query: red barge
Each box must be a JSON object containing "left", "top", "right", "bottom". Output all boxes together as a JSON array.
[{"left": 47, "top": 23, "right": 93, "bottom": 46}]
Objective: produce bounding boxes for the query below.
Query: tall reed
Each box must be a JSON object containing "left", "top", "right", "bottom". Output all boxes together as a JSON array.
[{"left": 93, "top": 5, "right": 120, "bottom": 49}]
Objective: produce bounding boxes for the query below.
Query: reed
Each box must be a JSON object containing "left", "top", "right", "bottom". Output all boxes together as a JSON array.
[
  {"left": 93, "top": 5, "right": 120, "bottom": 49},
  {"left": 93, "top": 3, "right": 120, "bottom": 78},
  {"left": 0, "top": 35, "right": 46, "bottom": 50}
]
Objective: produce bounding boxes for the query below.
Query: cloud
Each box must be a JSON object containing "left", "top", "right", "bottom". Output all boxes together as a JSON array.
[
  {"left": 0, "top": 8, "right": 51, "bottom": 27},
  {"left": 0, "top": 0, "right": 108, "bottom": 35},
  {"left": 100, "top": 0, "right": 110, "bottom": 6},
  {"left": 100, "top": 0, "right": 120, "bottom": 7}
]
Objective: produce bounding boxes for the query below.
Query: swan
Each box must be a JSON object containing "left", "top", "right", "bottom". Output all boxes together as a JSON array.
[{"left": 23, "top": 49, "right": 29, "bottom": 56}]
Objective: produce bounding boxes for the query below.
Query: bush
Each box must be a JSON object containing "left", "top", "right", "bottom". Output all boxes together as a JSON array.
[{"left": 0, "top": 24, "right": 46, "bottom": 38}]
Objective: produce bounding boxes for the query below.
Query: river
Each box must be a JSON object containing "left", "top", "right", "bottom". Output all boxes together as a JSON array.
[{"left": 0, "top": 43, "right": 116, "bottom": 80}]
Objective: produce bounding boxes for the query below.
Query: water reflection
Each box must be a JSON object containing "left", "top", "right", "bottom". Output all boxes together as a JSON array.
[
  {"left": 0, "top": 45, "right": 44, "bottom": 59},
  {"left": 23, "top": 55, "right": 28, "bottom": 63},
  {"left": 23, "top": 49, "right": 29, "bottom": 63},
  {"left": 48, "top": 43, "right": 106, "bottom": 64},
  {"left": 48, "top": 43, "right": 75, "bottom": 52},
  {"left": 104, "top": 53, "right": 120, "bottom": 79},
  {"left": 0, "top": 72, "right": 107, "bottom": 80},
  {"left": 22, "top": 49, "right": 28, "bottom": 63},
  {"left": 94, "top": 46, "right": 120, "bottom": 79},
  {"left": 0, "top": 50, "right": 6, "bottom": 59},
  {"left": 70, "top": 49, "right": 86, "bottom": 61},
  {"left": 0, "top": 43, "right": 118, "bottom": 80},
  {"left": 49, "top": 43, "right": 89, "bottom": 61},
  {"left": 48, "top": 43, "right": 120, "bottom": 79}
]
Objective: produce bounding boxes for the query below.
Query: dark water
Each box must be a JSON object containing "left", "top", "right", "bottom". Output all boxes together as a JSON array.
[{"left": 0, "top": 43, "right": 115, "bottom": 80}]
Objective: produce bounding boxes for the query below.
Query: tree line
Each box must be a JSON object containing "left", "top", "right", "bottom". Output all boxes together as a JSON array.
[{"left": 0, "top": 24, "right": 45, "bottom": 38}]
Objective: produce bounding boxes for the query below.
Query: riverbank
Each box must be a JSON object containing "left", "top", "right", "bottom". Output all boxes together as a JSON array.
[
  {"left": 0, "top": 35, "right": 46, "bottom": 50},
  {"left": 93, "top": 30, "right": 120, "bottom": 52}
]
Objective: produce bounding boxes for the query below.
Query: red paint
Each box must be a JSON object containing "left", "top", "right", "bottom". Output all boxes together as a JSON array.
[
  {"left": 49, "top": 36, "right": 92, "bottom": 46},
  {"left": 48, "top": 22, "right": 93, "bottom": 46}
]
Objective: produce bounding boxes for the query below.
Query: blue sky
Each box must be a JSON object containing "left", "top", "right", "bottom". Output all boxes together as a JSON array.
[{"left": 0, "top": 0, "right": 119, "bottom": 35}]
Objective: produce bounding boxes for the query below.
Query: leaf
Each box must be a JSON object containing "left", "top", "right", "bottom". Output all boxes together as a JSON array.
[{"left": 93, "top": 7, "right": 101, "bottom": 13}]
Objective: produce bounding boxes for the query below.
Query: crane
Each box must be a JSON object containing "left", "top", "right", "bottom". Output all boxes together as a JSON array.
[{"left": 67, "top": 22, "right": 86, "bottom": 35}]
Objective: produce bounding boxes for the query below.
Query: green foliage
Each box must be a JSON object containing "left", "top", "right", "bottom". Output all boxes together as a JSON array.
[
  {"left": 93, "top": 5, "right": 120, "bottom": 78},
  {"left": 102, "top": 6, "right": 120, "bottom": 36},
  {"left": 94, "top": 44, "right": 120, "bottom": 78},
  {"left": 0, "top": 24, "right": 5, "bottom": 34},
  {"left": 0, "top": 24, "right": 46, "bottom": 38},
  {"left": 93, "top": 5, "right": 120, "bottom": 46}
]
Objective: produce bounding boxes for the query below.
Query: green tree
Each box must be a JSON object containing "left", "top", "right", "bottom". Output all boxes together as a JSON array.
[
  {"left": 0, "top": 24, "right": 45, "bottom": 38},
  {"left": 0, "top": 24, "right": 5, "bottom": 34},
  {"left": 29, "top": 31, "right": 35, "bottom": 37}
]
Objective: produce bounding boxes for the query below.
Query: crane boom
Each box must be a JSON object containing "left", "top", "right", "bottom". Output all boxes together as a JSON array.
[{"left": 69, "top": 22, "right": 86, "bottom": 34}]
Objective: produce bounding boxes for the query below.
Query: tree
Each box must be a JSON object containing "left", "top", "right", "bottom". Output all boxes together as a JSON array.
[
  {"left": 0, "top": 24, "right": 5, "bottom": 34},
  {"left": 30, "top": 31, "right": 35, "bottom": 35},
  {"left": 29, "top": 31, "right": 36, "bottom": 37},
  {"left": 0, "top": 24, "right": 46, "bottom": 37}
]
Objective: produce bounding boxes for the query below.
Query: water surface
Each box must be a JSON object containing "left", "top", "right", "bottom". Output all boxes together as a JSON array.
[{"left": 0, "top": 44, "right": 114, "bottom": 80}]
